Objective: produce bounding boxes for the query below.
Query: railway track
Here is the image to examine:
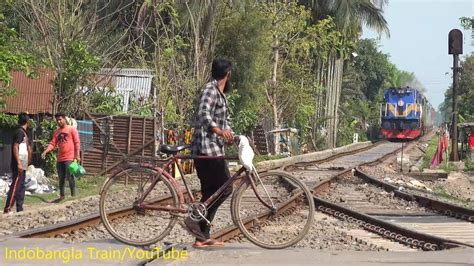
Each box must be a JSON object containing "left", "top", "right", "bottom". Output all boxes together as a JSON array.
[
  {"left": 313, "top": 169, "right": 474, "bottom": 250},
  {"left": 6, "top": 138, "right": 473, "bottom": 252},
  {"left": 5, "top": 141, "right": 383, "bottom": 240},
  {"left": 281, "top": 137, "right": 474, "bottom": 251}
]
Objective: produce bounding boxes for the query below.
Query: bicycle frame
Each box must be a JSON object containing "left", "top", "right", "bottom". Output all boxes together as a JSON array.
[{"left": 138, "top": 153, "right": 275, "bottom": 214}]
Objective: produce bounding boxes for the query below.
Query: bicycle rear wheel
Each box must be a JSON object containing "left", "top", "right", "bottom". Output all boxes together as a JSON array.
[
  {"left": 231, "top": 170, "right": 314, "bottom": 249},
  {"left": 99, "top": 165, "right": 179, "bottom": 246}
]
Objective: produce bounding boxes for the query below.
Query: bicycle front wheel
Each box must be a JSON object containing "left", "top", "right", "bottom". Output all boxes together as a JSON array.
[
  {"left": 99, "top": 165, "right": 179, "bottom": 246},
  {"left": 231, "top": 170, "right": 314, "bottom": 249}
]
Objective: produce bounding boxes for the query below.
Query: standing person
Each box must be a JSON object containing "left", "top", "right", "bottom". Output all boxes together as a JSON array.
[
  {"left": 41, "top": 113, "right": 80, "bottom": 202},
  {"left": 4, "top": 113, "right": 31, "bottom": 214},
  {"left": 185, "top": 58, "right": 234, "bottom": 248}
]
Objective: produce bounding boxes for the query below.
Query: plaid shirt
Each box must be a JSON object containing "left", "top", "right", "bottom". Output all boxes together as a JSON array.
[{"left": 190, "top": 80, "right": 231, "bottom": 156}]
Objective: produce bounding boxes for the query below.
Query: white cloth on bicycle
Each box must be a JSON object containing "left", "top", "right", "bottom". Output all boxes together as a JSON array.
[{"left": 238, "top": 136, "right": 254, "bottom": 171}]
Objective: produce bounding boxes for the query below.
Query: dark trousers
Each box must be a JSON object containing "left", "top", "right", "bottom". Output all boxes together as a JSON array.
[
  {"left": 4, "top": 168, "right": 26, "bottom": 212},
  {"left": 57, "top": 161, "right": 75, "bottom": 197},
  {"left": 194, "top": 157, "right": 233, "bottom": 239}
]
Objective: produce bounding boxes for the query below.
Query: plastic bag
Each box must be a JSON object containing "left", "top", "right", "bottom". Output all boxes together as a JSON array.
[
  {"left": 68, "top": 160, "right": 86, "bottom": 178},
  {"left": 68, "top": 160, "right": 79, "bottom": 175}
]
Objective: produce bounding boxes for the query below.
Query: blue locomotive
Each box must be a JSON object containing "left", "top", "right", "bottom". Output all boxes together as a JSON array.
[{"left": 380, "top": 87, "right": 434, "bottom": 139}]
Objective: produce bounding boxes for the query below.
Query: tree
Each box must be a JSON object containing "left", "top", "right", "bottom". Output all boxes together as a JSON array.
[
  {"left": 255, "top": 1, "right": 324, "bottom": 153},
  {"left": 338, "top": 38, "right": 424, "bottom": 145},
  {"left": 119, "top": 1, "right": 243, "bottom": 127},
  {"left": 457, "top": 55, "right": 474, "bottom": 121},
  {"left": 302, "top": 0, "right": 389, "bottom": 36},
  {"left": 460, "top": 16, "right": 473, "bottom": 46},
  {"left": 301, "top": 0, "right": 389, "bottom": 148},
  {"left": 214, "top": 3, "right": 270, "bottom": 135},
  {"left": 439, "top": 18, "right": 474, "bottom": 123},
  {"left": 10, "top": 0, "right": 139, "bottom": 115},
  {"left": 0, "top": 10, "right": 34, "bottom": 109}
]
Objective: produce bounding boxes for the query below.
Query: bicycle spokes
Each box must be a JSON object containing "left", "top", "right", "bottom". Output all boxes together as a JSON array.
[
  {"left": 99, "top": 166, "right": 179, "bottom": 246},
  {"left": 250, "top": 167, "right": 276, "bottom": 211},
  {"left": 232, "top": 170, "right": 315, "bottom": 249}
]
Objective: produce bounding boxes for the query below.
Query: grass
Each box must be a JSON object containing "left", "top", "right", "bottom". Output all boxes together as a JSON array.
[
  {"left": 432, "top": 185, "right": 453, "bottom": 198},
  {"left": 465, "top": 160, "right": 474, "bottom": 172},
  {"left": 254, "top": 154, "right": 287, "bottom": 164},
  {"left": 421, "top": 137, "right": 438, "bottom": 169},
  {"left": 0, "top": 176, "right": 106, "bottom": 209},
  {"left": 432, "top": 185, "right": 474, "bottom": 208},
  {"left": 421, "top": 135, "right": 458, "bottom": 172}
]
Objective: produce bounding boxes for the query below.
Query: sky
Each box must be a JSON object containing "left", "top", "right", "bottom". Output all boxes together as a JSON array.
[{"left": 363, "top": 0, "right": 473, "bottom": 110}]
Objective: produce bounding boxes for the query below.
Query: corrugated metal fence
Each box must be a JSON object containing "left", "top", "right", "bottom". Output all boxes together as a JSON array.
[
  {"left": 94, "top": 68, "right": 154, "bottom": 113},
  {"left": 82, "top": 113, "right": 159, "bottom": 177}
]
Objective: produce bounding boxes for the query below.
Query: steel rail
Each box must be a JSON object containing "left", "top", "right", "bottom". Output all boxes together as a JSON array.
[
  {"left": 354, "top": 168, "right": 474, "bottom": 222},
  {"left": 14, "top": 137, "right": 472, "bottom": 251},
  {"left": 6, "top": 194, "right": 180, "bottom": 239},
  {"left": 11, "top": 142, "right": 381, "bottom": 241}
]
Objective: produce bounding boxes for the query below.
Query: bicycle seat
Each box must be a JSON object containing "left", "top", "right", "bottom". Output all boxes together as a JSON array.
[{"left": 160, "top": 144, "right": 190, "bottom": 154}]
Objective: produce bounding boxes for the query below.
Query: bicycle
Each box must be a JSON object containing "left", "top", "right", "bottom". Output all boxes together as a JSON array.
[{"left": 99, "top": 136, "right": 315, "bottom": 249}]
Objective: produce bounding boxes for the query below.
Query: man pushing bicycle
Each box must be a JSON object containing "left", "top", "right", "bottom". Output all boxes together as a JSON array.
[{"left": 186, "top": 58, "right": 235, "bottom": 248}]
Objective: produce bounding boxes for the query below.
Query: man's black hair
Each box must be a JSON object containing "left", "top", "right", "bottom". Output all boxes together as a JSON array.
[
  {"left": 18, "top": 113, "right": 30, "bottom": 126},
  {"left": 55, "top": 112, "right": 66, "bottom": 119},
  {"left": 211, "top": 59, "right": 232, "bottom": 80}
]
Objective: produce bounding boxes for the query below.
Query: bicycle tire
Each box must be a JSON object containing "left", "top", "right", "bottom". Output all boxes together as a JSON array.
[
  {"left": 231, "top": 170, "right": 315, "bottom": 249},
  {"left": 99, "top": 165, "right": 179, "bottom": 246}
]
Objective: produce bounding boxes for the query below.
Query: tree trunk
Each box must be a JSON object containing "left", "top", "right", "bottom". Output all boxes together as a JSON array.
[
  {"left": 270, "top": 32, "right": 280, "bottom": 154},
  {"left": 325, "top": 55, "right": 335, "bottom": 147},
  {"left": 323, "top": 55, "right": 344, "bottom": 148},
  {"left": 333, "top": 58, "right": 344, "bottom": 146}
]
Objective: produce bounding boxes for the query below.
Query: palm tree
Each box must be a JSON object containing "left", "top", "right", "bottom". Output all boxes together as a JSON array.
[
  {"left": 300, "top": 0, "right": 389, "bottom": 147},
  {"left": 302, "top": 0, "right": 389, "bottom": 37}
]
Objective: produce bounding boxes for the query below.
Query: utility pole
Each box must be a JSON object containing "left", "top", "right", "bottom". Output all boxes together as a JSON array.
[
  {"left": 448, "top": 29, "right": 463, "bottom": 161},
  {"left": 400, "top": 142, "right": 404, "bottom": 173}
]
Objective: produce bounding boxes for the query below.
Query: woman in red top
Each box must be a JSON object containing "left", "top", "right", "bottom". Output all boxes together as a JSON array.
[{"left": 41, "top": 112, "right": 80, "bottom": 202}]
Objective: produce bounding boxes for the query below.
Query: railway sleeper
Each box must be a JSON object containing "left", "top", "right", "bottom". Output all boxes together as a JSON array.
[{"left": 317, "top": 205, "right": 449, "bottom": 251}]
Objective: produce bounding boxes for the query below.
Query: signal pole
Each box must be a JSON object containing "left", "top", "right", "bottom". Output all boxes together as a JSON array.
[{"left": 448, "top": 29, "right": 463, "bottom": 161}]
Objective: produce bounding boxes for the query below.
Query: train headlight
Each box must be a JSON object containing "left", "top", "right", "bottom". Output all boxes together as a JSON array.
[{"left": 397, "top": 99, "right": 404, "bottom": 107}]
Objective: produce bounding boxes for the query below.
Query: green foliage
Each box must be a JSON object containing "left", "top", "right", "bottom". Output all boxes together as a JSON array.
[
  {"left": 37, "top": 119, "right": 58, "bottom": 177},
  {"left": 337, "top": 99, "right": 373, "bottom": 146},
  {"left": 0, "top": 113, "right": 18, "bottom": 129},
  {"left": 1, "top": 0, "right": 397, "bottom": 154},
  {"left": 308, "top": 17, "right": 353, "bottom": 60},
  {"left": 55, "top": 40, "right": 100, "bottom": 115},
  {"left": 421, "top": 136, "right": 459, "bottom": 172},
  {"left": 0, "top": 12, "right": 34, "bottom": 109},
  {"left": 457, "top": 55, "right": 474, "bottom": 121},
  {"left": 254, "top": 154, "right": 287, "bottom": 164},
  {"left": 227, "top": 91, "right": 258, "bottom": 135},
  {"left": 215, "top": 4, "right": 269, "bottom": 133},
  {"left": 422, "top": 136, "right": 441, "bottom": 170},
  {"left": 302, "top": 0, "right": 389, "bottom": 38},
  {"left": 350, "top": 39, "right": 394, "bottom": 101},
  {"left": 128, "top": 93, "right": 153, "bottom": 117},
  {"left": 460, "top": 16, "right": 474, "bottom": 30},
  {"left": 87, "top": 88, "right": 123, "bottom": 115},
  {"left": 0, "top": 113, "right": 37, "bottom": 131},
  {"left": 465, "top": 160, "right": 474, "bottom": 172},
  {"left": 338, "top": 38, "right": 408, "bottom": 143},
  {"left": 440, "top": 55, "right": 474, "bottom": 123}
]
